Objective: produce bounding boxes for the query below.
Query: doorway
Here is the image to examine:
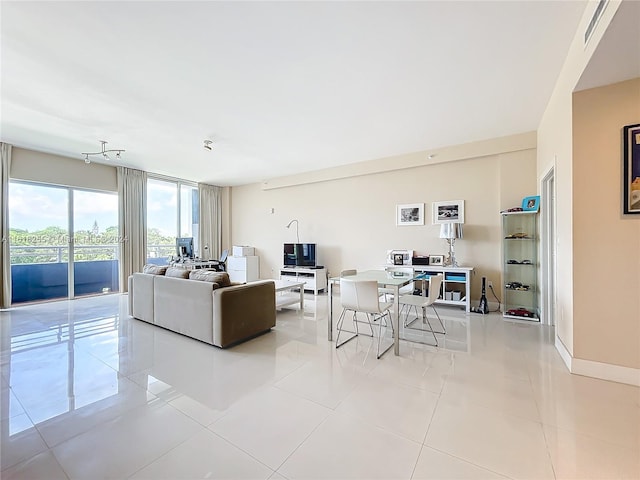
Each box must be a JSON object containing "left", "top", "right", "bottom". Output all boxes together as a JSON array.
[{"left": 541, "top": 167, "right": 556, "bottom": 326}]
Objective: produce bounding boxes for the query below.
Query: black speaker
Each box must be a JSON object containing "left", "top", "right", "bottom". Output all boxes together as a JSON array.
[{"left": 477, "top": 277, "right": 489, "bottom": 314}]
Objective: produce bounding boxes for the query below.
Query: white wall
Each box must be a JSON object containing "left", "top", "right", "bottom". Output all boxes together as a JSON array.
[{"left": 230, "top": 135, "right": 536, "bottom": 304}]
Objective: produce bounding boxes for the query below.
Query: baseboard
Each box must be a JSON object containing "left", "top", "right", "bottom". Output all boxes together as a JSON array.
[
  {"left": 555, "top": 335, "right": 572, "bottom": 371},
  {"left": 572, "top": 358, "right": 640, "bottom": 387},
  {"left": 555, "top": 335, "right": 640, "bottom": 387}
]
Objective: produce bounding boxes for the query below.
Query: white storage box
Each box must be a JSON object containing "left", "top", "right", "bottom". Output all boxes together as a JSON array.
[{"left": 232, "top": 245, "right": 255, "bottom": 256}]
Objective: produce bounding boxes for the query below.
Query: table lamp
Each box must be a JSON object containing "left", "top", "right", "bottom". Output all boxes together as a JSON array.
[{"left": 440, "top": 223, "right": 463, "bottom": 267}]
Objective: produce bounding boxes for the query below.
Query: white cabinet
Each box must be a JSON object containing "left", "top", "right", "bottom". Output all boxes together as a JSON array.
[
  {"left": 279, "top": 267, "right": 327, "bottom": 295},
  {"left": 412, "top": 266, "right": 474, "bottom": 312},
  {"left": 227, "top": 256, "right": 259, "bottom": 283}
]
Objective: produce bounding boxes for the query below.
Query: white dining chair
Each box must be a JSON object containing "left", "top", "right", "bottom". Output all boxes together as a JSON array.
[
  {"left": 399, "top": 274, "right": 444, "bottom": 346},
  {"left": 336, "top": 278, "right": 394, "bottom": 358}
]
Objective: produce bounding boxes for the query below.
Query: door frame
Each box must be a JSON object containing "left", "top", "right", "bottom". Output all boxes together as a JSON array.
[{"left": 540, "top": 165, "right": 556, "bottom": 326}]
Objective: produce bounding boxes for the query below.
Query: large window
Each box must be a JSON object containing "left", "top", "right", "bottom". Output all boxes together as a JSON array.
[
  {"left": 8, "top": 181, "right": 119, "bottom": 303},
  {"left": 146, "top": 177, "right": 198, "bottom": 264}
]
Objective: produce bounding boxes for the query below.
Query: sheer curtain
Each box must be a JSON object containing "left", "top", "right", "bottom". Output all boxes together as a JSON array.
[
  {"left": 1, "top": 143, "right": 12, "bottom": 308},
  {"left": 198, "top": 183, "right": 222, "bottom": 260},
  {"left": 118, "top": 167, "right": 147, "bottom": 292}
]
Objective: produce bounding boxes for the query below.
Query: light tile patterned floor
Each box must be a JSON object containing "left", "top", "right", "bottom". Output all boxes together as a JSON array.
[{"left": 1, "top": 294, "right": 638, "bottom": 479}]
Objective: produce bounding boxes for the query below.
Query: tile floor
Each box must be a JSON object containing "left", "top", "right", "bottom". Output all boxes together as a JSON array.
[{"left": 1, "top": 293, "right": 638, "bottom": 479}]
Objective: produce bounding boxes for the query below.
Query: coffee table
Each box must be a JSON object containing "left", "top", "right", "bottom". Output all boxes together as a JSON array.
[{"left": 274, "top": 279, "right": 306, "bottom": 310}]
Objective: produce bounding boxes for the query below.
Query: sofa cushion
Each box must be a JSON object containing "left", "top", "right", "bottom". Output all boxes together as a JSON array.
[
  {"left": 165, "top": 267, "right": 191, "bottom": 279},
  {"left": 189, "top": 270, "right": 224, "bottom": 287},
  {"left": 191, "top": 271, "right": 231, "bottom": 287},
  {"left": 142, "top": 264, "right": 168, "bottom": 275}
]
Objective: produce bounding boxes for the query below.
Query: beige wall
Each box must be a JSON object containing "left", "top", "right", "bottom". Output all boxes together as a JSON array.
[
  {"left": 538, "top": 0, "right": 640, "bottom": 380},
  {"left": 230, "top": 138, "right": 536, "bottom": 304},
  {"left": 573, "top": 78, "right": 640, "bottom": 369},
  {"left": 11, "top": 147, "right": 117, "bottom": 192}
]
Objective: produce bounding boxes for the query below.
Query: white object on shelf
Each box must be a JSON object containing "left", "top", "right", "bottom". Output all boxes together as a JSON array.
[
  {"left": 279, "top": 266, "right": 327, "bottom": 295},
  {"left": 227, "top": 255, "right": 259, "bottom": 283},
  {"left": 232, "top": 245, "right": 255, "bottom": 256}
]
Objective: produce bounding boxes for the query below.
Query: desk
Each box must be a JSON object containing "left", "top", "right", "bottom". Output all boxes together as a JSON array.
[
  {"left": 274, "top": 280, "right": 305, "bottom": 310},
  {"left": 171, "top": 260, "right": 225, "bottom": 271},
  {"left": 328, "top": 270, "right": 413, "bottom": 356}
]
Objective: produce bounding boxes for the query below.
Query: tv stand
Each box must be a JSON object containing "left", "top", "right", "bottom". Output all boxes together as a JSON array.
[{"left": 279, "top": 266, "right": 327, "bottom": 295}]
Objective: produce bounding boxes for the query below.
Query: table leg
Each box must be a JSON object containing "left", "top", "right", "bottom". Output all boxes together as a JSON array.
[
  {"left": 394, "top": 285, "right": 400, "bottom": 355},
  {"left": 328, "top": 280, "right": 333, "bottom": 341},
  {"left": 299, "top": 286, "right": 304, "bottom": 310}
]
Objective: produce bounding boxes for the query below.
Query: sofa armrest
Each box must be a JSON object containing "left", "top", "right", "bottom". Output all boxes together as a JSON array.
[
  {"left": 130, "top": 273, "right": 155, "bottom": 323},
  {"left": 213, "top": 280, "right": 276, "bottom": 348}
]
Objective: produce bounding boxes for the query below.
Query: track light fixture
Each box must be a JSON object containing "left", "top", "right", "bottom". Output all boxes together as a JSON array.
[
  {"left": 82, "top": 140, "right": 125, "bottom": 164},
  {"left": 204, "top": 140, "right": 213, "bottom": 151}
]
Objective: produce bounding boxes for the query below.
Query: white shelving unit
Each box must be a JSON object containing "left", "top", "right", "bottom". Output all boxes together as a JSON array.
[
  {"left": 411, "top": 266, "right": 474, "bottom": 312},
  {"left": 502, "top": 211, "right": 539, "bottom": 321},
  {"left": 279, "top": 267, "right": 327, "bottom": 295}
]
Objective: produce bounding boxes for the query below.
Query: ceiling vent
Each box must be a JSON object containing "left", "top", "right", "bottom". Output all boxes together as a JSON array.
[{"left": 584, "top": 0, "right": 609, "bottom": 46}]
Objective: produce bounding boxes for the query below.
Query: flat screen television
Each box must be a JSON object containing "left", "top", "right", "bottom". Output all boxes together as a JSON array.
[
  {"left": 284, "top": 243, "right": 297, "bottom": 266},
  {"left": 176, "top": 237, "right": 194, "bottom": 259},
  {"left": 283, "top": 243, "right": 317, "bottom": 267},
  {"left": 297, "top": 243, "right": 316, "bottom": 267}
]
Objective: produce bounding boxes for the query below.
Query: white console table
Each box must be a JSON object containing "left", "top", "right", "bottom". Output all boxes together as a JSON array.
[
  {"left": 410, "top": 265, "right": 474, "bottom": 312},
  {"left": 279, "top": 266, "right": 327, "bottom": 295}
]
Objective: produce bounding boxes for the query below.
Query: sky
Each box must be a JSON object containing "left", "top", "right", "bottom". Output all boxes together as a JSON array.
[
  {"left": 9, "top": 180, "right": 196, "bottom": 237},
  {"left": 9, "top": 183, "right": 117, "bottom": 232}
]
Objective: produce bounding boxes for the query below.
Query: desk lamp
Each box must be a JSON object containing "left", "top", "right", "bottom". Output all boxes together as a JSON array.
[
  {"left": 440, "top": 223, "right": 463, "bottom": 267},
  {"left": 286, "top": 219, "right": 300, "bottom": 243}
]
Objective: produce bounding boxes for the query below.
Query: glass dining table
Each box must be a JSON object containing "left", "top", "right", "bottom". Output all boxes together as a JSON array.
[{"left": 327, "top": 270, "right": 414, "bottom": 356}]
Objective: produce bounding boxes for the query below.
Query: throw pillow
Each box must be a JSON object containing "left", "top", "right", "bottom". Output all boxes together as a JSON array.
[
  {"left": 207, "top": 271, "right": 231, "bottom": 287},
  {"left": 142, "top": 264, "right": 168, "bottom": 275},
  {"left": 165, "top": 267, "right": 191, "bottom": 279},
  {"left": 189, "top": 270, "right": 221, "bottom": 283}
]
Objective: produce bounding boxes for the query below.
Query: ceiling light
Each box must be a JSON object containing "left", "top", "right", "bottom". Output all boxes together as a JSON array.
[
  {"left": 204, "top": 140, "right": 213, "bottom": 151},
  {"left": 81, "top": 140, "right": 125, "bottom": 164}
]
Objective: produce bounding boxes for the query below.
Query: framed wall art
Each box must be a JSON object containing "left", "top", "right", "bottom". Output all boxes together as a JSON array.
[
  {"left": 432, "top": 200, "right": 464, "bottom": 224},
  {"left": 396, "top": 203, "right": 424, "bottom": 226},
  {"left": 623, "top": 123, "right": 640, "bottom": 214},
  {"left": 428, "top": 255, "right": 444, "bottom": 266}
]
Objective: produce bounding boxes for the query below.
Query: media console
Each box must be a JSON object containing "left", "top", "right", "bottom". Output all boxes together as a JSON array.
[{"left": 279, "top": 266, "right": 327, "bottom": 295}]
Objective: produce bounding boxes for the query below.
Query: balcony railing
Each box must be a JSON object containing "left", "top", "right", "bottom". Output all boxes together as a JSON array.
[{"left": 9, "top": 244, "right": 178, "bottom": 304}]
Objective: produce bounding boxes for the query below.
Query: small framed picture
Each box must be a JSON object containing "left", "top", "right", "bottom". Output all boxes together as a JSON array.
[
  {"left": 396, "top": 203, "right": 425, "bottom": 226},
  {"left": 428, "top": 255, "right": 444, "bottom": 266},
  {"left": 393, "top": 253, "right": 404, "bottom": 265},
  {"left": 522, "top": 195, "right": 540, "bottom": 212},
  {"left": 623, "top": 123, "right": 640, "bottom": 214},
  {"left": 433, "top": 200, "right": 464, "bottom": 224}
]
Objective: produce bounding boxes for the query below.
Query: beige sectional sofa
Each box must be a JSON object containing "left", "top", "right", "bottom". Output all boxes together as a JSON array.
[{"left": 128, "top": 266, "right": 276, "bottom": 348}]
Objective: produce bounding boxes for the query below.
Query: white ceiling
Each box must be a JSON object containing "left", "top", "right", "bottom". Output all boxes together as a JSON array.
[{"left": 2, "top": 0, "right": 625, "bottom": 187}]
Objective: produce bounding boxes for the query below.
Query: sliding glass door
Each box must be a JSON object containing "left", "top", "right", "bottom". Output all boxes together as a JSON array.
[
  {"left": 9, "top": 182, "right": 70, "bottom": 302},
  {"left": 72, "top": 190, "right": 119, "bottom": 297},
  {"left": 9, "top": 181, "right": 119, "bottom": 304}
]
